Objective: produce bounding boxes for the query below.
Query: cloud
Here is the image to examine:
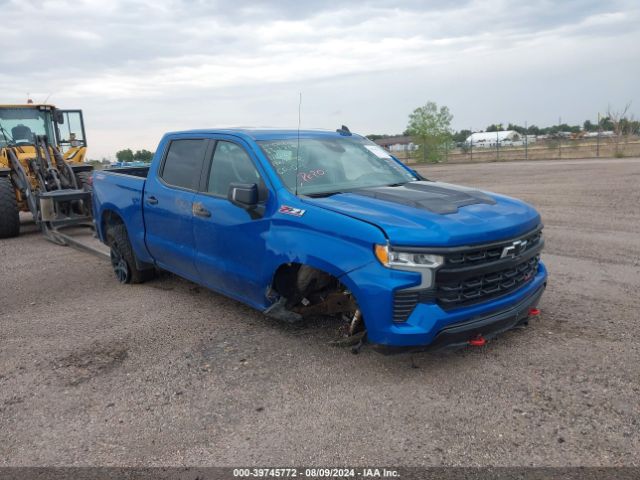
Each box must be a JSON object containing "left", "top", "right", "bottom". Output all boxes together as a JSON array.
[{"left": 1, "top": 0, "right": 638, "bottom": 157}]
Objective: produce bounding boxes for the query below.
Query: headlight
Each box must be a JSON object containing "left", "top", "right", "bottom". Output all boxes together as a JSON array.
[
  {"left": 375, "top": 244, "right": 443, "bottom": 290},
  {"left": 374, "top": 244, "right": 444, "bottom": 269}
]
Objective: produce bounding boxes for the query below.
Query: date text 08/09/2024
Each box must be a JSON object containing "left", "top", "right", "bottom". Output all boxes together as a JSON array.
[{"left": 233, "top": 467, "right": 400, "bottom": 477}]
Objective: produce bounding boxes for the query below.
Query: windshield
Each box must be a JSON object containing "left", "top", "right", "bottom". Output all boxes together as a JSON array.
[
  {"left": 0, "top": 108, "right": 55, "bottom": 147},
  {"left": 258, "top": 136, "right": 417, "bottom": 195}
]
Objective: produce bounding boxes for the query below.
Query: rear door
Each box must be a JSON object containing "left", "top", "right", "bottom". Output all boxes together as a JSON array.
[
  {"left": 191, "top": 137, "right": 273, "bottom": 306},
  {"left": 143, "top": 137, "right": 210, "bottom": 281}
]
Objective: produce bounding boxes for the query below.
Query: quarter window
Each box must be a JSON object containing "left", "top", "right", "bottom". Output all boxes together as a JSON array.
[{"left": 160, "top": 139, "right": 207, "bottom": 190}]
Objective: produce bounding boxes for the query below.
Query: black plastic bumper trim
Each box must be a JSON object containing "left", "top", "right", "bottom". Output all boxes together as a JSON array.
[{"left": 372, "top": 282, "right": 546, "bottom": 355}]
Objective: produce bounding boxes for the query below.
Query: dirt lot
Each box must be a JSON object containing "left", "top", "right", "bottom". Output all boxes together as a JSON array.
[{"left": 1, "top": 158, "right": 639, "bottom": 467}]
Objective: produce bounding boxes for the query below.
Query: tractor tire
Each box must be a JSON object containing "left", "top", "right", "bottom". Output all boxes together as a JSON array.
[
  {"left": 0, "top": 177, "right": 20, "bottom": 239},
  {"left": 75, "top": 171, "right": 93, "bottom": 192},
  {"left": 75, "top": 171, "right": 93, "bottom": 215},
  {"left": 106, "top": 224, "right": 154, "bottom": 284}
]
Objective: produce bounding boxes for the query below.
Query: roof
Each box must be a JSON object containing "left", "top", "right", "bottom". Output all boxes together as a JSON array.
[
  {"left": 167, "top": 128, "right": 364, "bottom": 141},
  {"left": 0, "top": 104, "right": 56, "bottom": 109},
  {"left": 466, "top": 130, "right": 520, "bottom": 143}
]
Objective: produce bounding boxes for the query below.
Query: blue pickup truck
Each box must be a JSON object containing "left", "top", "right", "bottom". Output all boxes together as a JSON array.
[{"left": 93, "top": 127, "right": 547, "bottom": 352}]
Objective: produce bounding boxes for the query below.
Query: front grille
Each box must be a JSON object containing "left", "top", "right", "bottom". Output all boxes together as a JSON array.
[
  {"left": 437, "top": 254, "right": 540, "bottom": 309},
  {"left": 390, "top": 227, "right": 543, "bottom": 319},
  {"left": 445, "top": 229, "right": 541, "bottom": 267}
]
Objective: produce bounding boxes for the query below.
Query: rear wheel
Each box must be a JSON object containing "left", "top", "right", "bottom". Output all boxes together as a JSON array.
[
  {"left": 75, "top": 171, "right": 92, "bottom": 192},
  {"left": 75, "top": 171, "right": 93, "bottom": 215},
  {"left": 0, "top": 177, "right": 20, "bottom": 239},
  {"left": 107, "top": 224, "right": 154, "bottom": 284}
]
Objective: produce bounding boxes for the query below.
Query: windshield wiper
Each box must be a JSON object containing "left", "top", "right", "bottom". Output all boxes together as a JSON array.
[
  {"left": 0, "top": 125, "right": 14, "bottom": 145},
  {"left": 305, "top": 191, "right": 343, "bottom": 198},
  {"left": 385, "top": 182, "right": 410, "bottom": 187}
]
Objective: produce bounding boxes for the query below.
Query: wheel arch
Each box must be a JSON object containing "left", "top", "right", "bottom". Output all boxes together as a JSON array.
[
  {"left": 100, "top": 209, "right": 125, "bottom": 242},
  {"left": 101, "top": 209, "right": 155, "bottom": 272},
  {"left": 270, "top": 260, "right": 359, "bottom": 298},
  {"left": 268, "top": 259, "right": 367, "bottom": 318}
]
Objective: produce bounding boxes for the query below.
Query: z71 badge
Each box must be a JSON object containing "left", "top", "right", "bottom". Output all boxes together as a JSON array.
[{"left": 279, "top": 205, "right": 306, "bottom": 217}]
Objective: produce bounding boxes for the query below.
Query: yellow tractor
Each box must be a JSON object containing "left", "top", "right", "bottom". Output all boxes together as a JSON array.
[{"left": 0, "top": 103, "right": 93, "bottom": 239}]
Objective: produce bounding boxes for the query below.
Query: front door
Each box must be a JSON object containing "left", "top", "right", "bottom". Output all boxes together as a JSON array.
[
  {"left": 191, "top": 138, "right": 272, "bottom": 307},
  {"left": 144, "top": 137, "right": 209, "bottom": 281}
]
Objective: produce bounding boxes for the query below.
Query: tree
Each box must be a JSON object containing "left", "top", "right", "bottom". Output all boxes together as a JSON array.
[
  {"left": 452, "top": 129, "right": 472, "bottom": 143},
  {"left": 527, "top": 125, "right": 541, "bottom": 136},
  {"left": 626, "top": 119, "right": 640, "bottom": 135},
  {"left": 583, "top": 120, "right": 596, "bottom": 132},
  {"left": 599, "top": 116, "right": 614, "bottom": 131},
  {"left": 133, "top": 149, "right": 154, "bottom": 162},
  {"left": 406, "top": 101, "right": 453, "bottom": 163},
  {"left": 485, "top": 124, "right": 504, "bottom": 132},
  {"left": 116, "top": 149, "right": 134, "bottom": 162},
  {"left": 366, "top": 134, "right": 385, "bottom": 141},
  {"left": 506, "top": 123, "right": 527, "bottom": 135},
  {"left": 607, "top": 102, "right": 632, "bottom": 155}
]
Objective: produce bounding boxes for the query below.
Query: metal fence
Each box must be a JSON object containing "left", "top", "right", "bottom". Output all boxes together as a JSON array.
[{"left": 392, "top": 136, "right": 640, "bottom": 164}]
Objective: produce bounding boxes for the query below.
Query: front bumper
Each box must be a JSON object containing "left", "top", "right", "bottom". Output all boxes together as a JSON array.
[
  {"left": 372, "top": 282, "right": 545, "bottom": 354},
  {"left": 344, "top": 260, "right": 548, "bottom": 350}
]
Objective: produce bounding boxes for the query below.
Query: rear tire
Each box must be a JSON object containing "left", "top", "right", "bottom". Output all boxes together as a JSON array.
[
  {"left": 107, "top": 224, "right": 154, "bottom": 284},
  {"left": 75, "top": 171, "right": 93, "bottom": 215},
  {"left": 0, "top": 177, "right": 20, "bottom": 239},
  {"left": 75, "top": 171, "right": 92, "bottom": 192}
]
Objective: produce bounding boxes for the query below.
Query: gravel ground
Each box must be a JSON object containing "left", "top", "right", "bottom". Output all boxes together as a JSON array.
[{"left": 1, "top": 158, "right": 639, "bottom": 467}]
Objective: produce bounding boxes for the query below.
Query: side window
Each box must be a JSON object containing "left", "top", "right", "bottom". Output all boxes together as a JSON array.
[
  {"left": 207, "top": 141, "right": 261, "bottom": 196},
  {"left": 57, "top": 110, "right": 86, "bottom": 145},
  {"left": 160, "top": 139, "right": 207, "bottom": 190}
]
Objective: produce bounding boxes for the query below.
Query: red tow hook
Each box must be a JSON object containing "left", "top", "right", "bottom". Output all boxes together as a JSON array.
[
  {"left": 529, "top": 307, "right": 541, "bottom": 316},
  {"left": 468, "top": 334, "right": 486, "bottom": 347}
]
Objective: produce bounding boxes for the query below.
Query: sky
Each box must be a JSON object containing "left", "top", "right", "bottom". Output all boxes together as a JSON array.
[{"left": 2, "top": 0, "right": 639, "bottom": 159}]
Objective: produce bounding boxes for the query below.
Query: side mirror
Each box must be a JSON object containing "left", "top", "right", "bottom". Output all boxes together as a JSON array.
[
  {"left": 54, "top": 110, "right": 64, "bottom": 124},
  {"left": 228, "top": 183, "right": 258, "bottom": 208}
]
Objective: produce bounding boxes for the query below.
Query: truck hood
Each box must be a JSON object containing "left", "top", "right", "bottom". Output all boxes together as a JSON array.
[{"left": 303, "top": 181, "right": 541, "bottom": 247}]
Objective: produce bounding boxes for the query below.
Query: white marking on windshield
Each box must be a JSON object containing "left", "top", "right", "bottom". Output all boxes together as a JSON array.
[{"left": 364, "top": 145, "right": 392, "bottom": 159}]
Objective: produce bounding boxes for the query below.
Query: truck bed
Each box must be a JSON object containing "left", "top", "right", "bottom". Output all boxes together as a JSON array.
[
  {"left": 92, "top": 168, "right": 148, "bottom": 262},
  {"left": 104, "top": 166, "right": 150, "bottom": 178}
]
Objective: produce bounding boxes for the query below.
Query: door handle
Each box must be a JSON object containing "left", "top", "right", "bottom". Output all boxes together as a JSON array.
[
  {"left": 192, "top": 202, "right": 211, "bottom": 218},
  {"left": 146, "top": 196, "right": 158, "bottom": 205}
]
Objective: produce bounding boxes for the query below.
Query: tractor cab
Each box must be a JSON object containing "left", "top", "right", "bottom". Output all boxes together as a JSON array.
[
  {"left": 0, "top": 104, "right": 87, "bottom": 160},
  {"left": 0, "top": 103, "right": 93, "bottom": 240}
]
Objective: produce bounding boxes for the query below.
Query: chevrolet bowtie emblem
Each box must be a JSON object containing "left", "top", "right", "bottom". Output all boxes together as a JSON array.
[{"left": 501, "top": 239, "right": 528, "bottom": 259}]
